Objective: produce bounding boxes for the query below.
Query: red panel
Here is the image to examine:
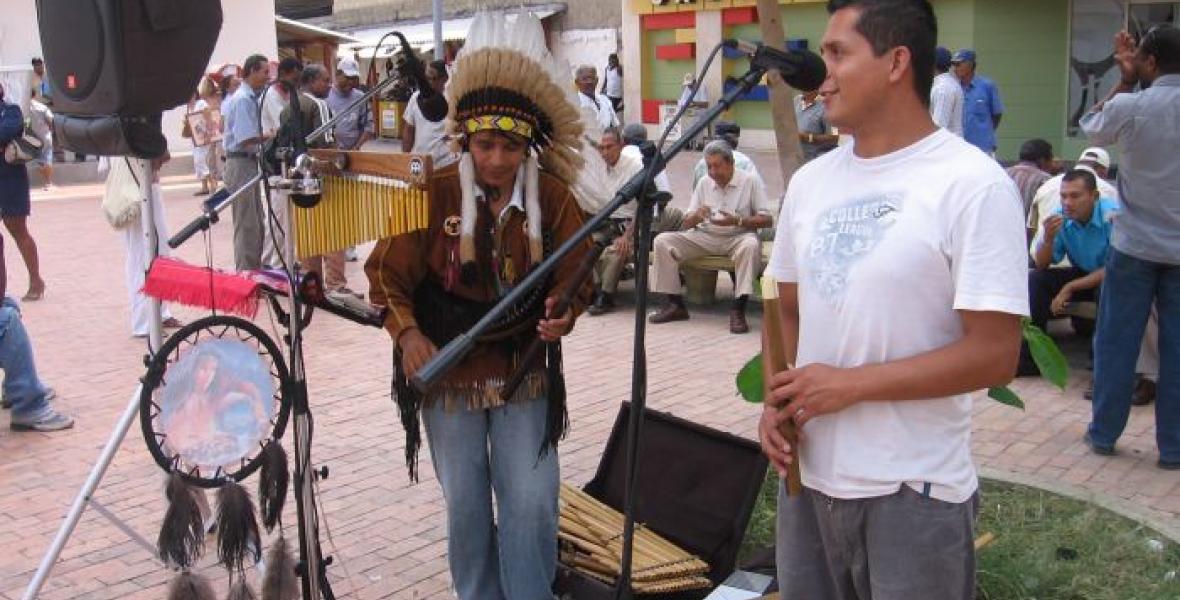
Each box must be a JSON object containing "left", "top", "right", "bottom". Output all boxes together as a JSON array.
[
  {"left": 642, "top": 99, "right": 663, "bottom": 125},
  {"left": 655, "top": 43, "right": 696, "bottom": 61},
  {"left": 722, "top": 7, "right": 758, "bottom": 25},
  {"left": 642, "top": 12, "right": 696, "bottom": 30}
]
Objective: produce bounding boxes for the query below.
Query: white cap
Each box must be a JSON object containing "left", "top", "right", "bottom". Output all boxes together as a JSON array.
[
  {"left": 1078, "top": 147, "right": 1110, "bottom": 169},
  {"left": 337, "top": 57, "right": 360, "bottom": 78}
]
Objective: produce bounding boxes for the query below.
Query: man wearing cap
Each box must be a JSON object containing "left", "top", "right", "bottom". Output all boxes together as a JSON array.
[
  {"left": 1027, "top": 147, "right": 1118, "bottom": 263},
  {"left": 1080, "top": 25, "right": 1180, "bottom": 469},
  {"left": 326, "top": 57, "right": 373, "bottom": 151},
  {"left": 930, "top": 46, "right": 964, "bottom": 137},
  {"left": 952, "top": 49, "right": 1003, "bottom": 155},
  {"left": 222, "top": 54, "right": 271, "bottom": 271}
]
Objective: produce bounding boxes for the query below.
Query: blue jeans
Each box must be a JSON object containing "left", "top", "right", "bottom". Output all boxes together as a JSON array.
[
  {"left": 423, "top": 397, "right": 559, "bottom": 600},
  {"left": 0, "top": 304, "right": 51, "bottom": 421},
  {"left": 1089, "top": 249, "right": 1180, "bottom": 461}
]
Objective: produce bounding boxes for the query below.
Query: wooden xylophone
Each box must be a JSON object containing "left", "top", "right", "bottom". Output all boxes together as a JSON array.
[{"left": 292, "top": 150, "right": 434, "bottom": 259}]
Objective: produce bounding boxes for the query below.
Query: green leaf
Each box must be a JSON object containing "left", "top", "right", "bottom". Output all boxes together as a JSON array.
[
  {"left": 1022, "top": 320, "right": 1069, "bottom": 390},
  {"left": 736, "top": 353, "right": 764, "bottom": 404},
  {"left": 988, "top": 385, "right": 1025, "bottom": 410}
]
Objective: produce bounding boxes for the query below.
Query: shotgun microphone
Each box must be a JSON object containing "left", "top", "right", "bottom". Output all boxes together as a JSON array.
[{"left": 723, "top": 39, "right": 827, "bottom": 91}]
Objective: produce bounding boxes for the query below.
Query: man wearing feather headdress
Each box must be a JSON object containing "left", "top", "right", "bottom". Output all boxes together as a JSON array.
[{"left": 365, "top": 11, "right": 594, "bottom": 599}]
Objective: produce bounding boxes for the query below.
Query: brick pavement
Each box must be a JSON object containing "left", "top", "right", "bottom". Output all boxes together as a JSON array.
[{"left": 0, "top": 150, "right": 1175, "bottom": 599}]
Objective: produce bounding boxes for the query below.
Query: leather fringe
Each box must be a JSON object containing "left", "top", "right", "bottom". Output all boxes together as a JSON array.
[
  {"left": 392, "top": 347, "right": 422, "bottom": 482},
  {"left": 542, "top": 340, "right": 569, "bottom": 456}
]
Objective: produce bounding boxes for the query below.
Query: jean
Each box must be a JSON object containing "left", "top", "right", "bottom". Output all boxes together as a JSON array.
[
  {"left": 0, "top": 303, "right": 51, "bottom": 421},
  {"left": 423, "top": 396, "right": 559, "bottom": 600},
  {"left": 1089, "top": 249, "right": 1180, "bottom": 461}
]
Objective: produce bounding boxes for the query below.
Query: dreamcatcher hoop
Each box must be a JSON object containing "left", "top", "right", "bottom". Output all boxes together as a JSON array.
[{"left": 140, "top": 315, "right": 291, "bottom": 488}]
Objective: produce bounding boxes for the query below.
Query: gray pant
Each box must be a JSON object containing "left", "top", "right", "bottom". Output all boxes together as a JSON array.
[
  {"left": 776, "top": 484, "right": 980, "bottom": 600},
  {"left": 224, "top": 156, "right": 263, "bottom": 271}
]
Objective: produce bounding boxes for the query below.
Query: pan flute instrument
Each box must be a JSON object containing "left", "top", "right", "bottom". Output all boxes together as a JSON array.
[
  {"left": 292, "top": 150, "right": 433, "bottom": 259},
  {"left": 558, "top": 483, "right": 711, "bottom": 594}
]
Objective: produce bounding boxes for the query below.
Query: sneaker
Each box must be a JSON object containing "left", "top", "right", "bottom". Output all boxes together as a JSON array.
[
  {"left": 11, "top": 408, "right": 75, "bottom": 432},
  {"left": 1082, "top": 432, "right": 1115, "bottom": 456},
  {"left": 729, "top": 310, "right": 750, "bottom": 334},
  {"left": 344, "top": 247, "right": 359, "bottom": 262}
]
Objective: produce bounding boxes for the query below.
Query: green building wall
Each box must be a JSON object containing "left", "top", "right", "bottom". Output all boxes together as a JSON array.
[{"left": 640, "top": 0, "right": 1078, "bottom": 161}]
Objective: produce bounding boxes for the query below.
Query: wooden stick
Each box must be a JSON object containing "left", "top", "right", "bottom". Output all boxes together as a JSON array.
[{"left": 761, "top": 277, "right": 803, "bottom": 496}]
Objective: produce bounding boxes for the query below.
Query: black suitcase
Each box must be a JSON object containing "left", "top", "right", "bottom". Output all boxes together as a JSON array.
[{"left": 555, "top": 403, "right": 769, "bottom": 599}]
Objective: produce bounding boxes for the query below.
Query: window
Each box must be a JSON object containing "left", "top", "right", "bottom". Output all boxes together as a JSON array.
[{"left": 1067, "top": 0, "right": 1125, "bottom": 137}]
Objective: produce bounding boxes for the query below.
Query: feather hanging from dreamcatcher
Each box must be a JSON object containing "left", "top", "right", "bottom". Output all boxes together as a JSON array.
[
  {"left": 227, "top": 575, "right": 259, "bottom": 600},
  {"left": 216, "top": 480, "right": 262, "bottom": 573},
  {"left": 261, "top": 535, "right": 300, "bottom": 600},
  {"left": 165, "top": 570, "right": 218, "bottom": 600},
  {"left": 158, "top": 472, "right": 206, "bottom": 569},
  {"left": 257, "top": 440, "right": 289, "bottom": 534}
]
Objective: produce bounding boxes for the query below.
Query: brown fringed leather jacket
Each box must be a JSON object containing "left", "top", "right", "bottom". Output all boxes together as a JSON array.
[{"left": 365, "top": 163, "right": 593, "bottom": 411}]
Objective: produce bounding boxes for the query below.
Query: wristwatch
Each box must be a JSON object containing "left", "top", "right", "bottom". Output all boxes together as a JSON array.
[{"left": 737, "top": 216, "right": 744, "bottom": 228}]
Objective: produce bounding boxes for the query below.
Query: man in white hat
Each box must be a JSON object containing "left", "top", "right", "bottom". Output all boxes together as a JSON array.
[{"left": 1027, "top": 146, "right": 1118, "bottom": 264}]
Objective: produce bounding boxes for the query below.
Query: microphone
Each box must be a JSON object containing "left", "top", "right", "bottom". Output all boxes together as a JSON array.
[
  {"left": 392, "top": 31, "right": 448, "bottom": 122},
  {"left": 724, "top": 39, "right": 827, "bottom": 91}
]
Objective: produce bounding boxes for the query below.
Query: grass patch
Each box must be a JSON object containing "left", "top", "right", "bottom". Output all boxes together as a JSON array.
[{"left": 739, "top": 475, "right": 1180, "bottom": 599}]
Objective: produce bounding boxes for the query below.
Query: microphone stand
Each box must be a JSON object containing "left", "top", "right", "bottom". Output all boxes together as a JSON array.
[{"left": 411, "top": 63, "right": 770, "bottom": 600}]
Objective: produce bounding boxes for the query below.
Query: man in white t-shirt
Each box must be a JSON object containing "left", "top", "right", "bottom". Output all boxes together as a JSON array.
[
  {"left": 402, "top": 60, "right": 456, "bottom": 169},
  {"left": 575, "top": 65, "right": 619, "bottom": 132},
  {"left": 929, "top": 46, "right": 964, "bottom": 136},
  {"left": 761, "top": 2, "right": 1028, "bottom": 598}
]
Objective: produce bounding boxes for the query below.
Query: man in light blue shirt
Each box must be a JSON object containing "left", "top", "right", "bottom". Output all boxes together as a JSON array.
[
  {"left": 1021, "top": 170, "right": 1115, "bottom": 374},
  {"left": 222, "top": 54, "right": 270, "bottom": 271},
  {"left": 1079, "top": 25, "right": 1180, "bottom": 469},
  {"left": 952, "top": 49, "right": 1003, "bottom": 155}
]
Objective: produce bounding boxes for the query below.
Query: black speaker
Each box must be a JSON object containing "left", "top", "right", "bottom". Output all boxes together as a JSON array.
[{"left": 36, "top": 0, "right": 223, "bottom": 117}]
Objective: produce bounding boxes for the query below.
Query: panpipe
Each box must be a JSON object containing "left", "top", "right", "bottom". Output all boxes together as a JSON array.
[
  {"left": 292, "top": 150, "right": 433, "bottom": 259},
  {"left": 558, "top": 484, "right": 712, "bottom": 594}
]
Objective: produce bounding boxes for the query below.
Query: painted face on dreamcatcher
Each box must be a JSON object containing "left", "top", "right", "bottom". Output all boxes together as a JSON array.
[{"left": 158, "top": 339, "right": 276, "bottom": 473}]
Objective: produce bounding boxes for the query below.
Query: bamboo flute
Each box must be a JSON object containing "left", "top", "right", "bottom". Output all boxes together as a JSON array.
[{"left": 761, "top": 276, "right": 803, "bottom": 496}]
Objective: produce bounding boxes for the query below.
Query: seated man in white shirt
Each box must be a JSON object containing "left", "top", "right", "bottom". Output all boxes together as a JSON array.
[
  {"left": 588, "top": 128, "right": 645, "bottom": 315},
  {"left": 649, "top": 141, "right": 772, "bottom": 333},
  {"left": 691, "top": 121, "right": 764, "bottom": 191},
  {"left": 575, "top": 65, "right": 619, "bottom": 133}
]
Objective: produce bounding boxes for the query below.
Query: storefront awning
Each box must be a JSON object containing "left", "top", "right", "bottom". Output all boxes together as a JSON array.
[
  {"left": 345, "top": 5, "right": 565, "bottom": 58},
  {"left": 277, "top": 16, "right": 362, "bottom": 46}
]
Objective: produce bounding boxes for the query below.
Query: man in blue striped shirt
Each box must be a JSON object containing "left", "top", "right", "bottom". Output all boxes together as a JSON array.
[{"left": 222, "top": 54, "right": 271, "bottom": 271}]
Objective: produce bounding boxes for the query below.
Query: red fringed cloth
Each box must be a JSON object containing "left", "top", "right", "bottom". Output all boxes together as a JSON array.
[{"left": 143, "top": 257, "right": 268, "bottom": 318}]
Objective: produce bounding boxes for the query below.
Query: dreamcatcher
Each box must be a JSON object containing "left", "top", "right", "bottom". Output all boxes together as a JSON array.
[{"left": 140, "top": 314, "right": 300, "bottom": 600}]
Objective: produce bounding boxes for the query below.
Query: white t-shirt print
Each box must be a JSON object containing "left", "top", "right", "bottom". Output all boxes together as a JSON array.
[{"left": 766, "top": 128, "right": 1029, "bottom": 503}]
